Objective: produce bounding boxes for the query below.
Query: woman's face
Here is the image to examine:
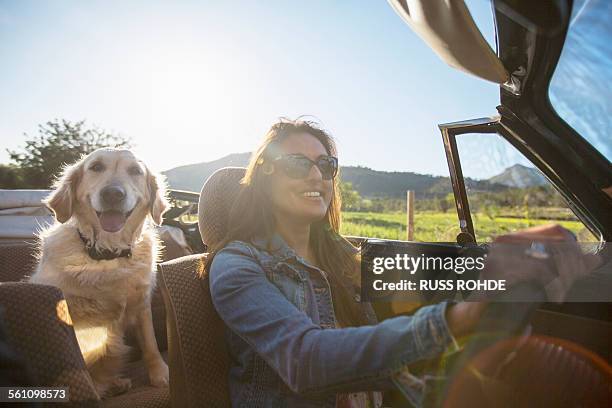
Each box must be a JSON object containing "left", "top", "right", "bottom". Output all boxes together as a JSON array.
[{"left": 268, "top": 132, "right": 334, "bottom": 225}]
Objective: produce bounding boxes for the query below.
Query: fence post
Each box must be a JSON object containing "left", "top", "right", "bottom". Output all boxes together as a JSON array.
[{"left": 406, "top": 190, "right": 414, "bottom": 241}]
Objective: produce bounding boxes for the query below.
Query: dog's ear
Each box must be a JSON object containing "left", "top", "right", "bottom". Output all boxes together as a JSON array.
[
  {"left": 45, "top": 161, "right": 83, "bottom": 223},
  {"left": 147, "top": 169, "right": 169, "bottom": 226}
]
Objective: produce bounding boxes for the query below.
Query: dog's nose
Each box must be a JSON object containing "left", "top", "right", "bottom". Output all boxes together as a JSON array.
[{"left": 101, "top": 185, "right": 126, "bottom": 205}]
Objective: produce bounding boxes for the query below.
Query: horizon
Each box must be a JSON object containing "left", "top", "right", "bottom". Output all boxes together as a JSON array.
[{"left": 164, "top": 149, "right": 534, "bottom": 179}]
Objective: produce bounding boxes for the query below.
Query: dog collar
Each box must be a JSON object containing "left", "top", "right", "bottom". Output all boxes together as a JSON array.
[{"left": 77, "top": 230, "right": 132, "bottom": 261}]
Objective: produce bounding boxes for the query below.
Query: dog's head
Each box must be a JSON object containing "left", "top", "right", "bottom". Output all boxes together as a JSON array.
[{"left": 46, "top": 148, "right": 169, "bottom": 233}]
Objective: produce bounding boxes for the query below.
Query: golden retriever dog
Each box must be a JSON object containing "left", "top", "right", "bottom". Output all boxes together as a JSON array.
[{"left": 30, "top": 148, "right": 170, "bottom": 397}]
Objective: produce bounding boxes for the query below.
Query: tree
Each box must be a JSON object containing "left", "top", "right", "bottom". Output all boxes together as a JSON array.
[
  {"left": 339, "top": 181, "right": 362, "bottom": 211},
  {"left": 0, "top": 164, "right": 23, "bottom": 189},
  {"left": 438, "top": 193, "right": 455, "bottom": 213},
  {"left": 8, "top": 119, "right": 130, "bottom": 188}
]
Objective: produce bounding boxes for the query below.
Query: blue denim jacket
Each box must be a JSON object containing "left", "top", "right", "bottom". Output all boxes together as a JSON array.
[{"left": 209, "top": 235, "right": 457, "bottom": 407}]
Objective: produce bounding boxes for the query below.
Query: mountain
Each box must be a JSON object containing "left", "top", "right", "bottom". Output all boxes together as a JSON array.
[
  {"left": 338, "top": 166, "right": 501, "bottom": 198},
  {"left": 163, "top": 152, "right": 251, "bottom": 192},
  {"left": 488, "top": 164, "right": 547, "bottom": 188},
  {"left": 339, "top": 166, "right": 445, "bottom": 197},
  {"left": 163, "top": 152, "right": 505, "bottom": 197}
]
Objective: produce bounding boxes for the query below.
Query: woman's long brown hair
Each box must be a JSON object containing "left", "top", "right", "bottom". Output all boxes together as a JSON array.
[{"left": 204, "top": 118, "right": 368, "bottom": 327}]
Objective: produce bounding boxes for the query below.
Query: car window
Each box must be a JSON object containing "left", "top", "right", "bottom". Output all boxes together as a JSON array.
[
  {"left": 548, "top": 0, "right": 612, "bottom": 161},
  {"left": 454, "top": 132, "right": 596, "bottom": 242}
]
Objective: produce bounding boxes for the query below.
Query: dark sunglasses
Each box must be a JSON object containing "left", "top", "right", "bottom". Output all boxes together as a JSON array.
[{"left": 272, "top": 154, "right": 338, "bottom": 180}]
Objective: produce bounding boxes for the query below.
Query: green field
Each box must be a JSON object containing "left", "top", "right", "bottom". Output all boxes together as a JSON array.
[{"left": 340, "top": 211, "right": 593, "bottom": 242}]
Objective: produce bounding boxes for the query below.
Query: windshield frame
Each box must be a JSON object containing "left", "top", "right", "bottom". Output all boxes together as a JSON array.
[
  {"left": 491, "top": 0, "right": 611, "bottom": 241},
  {"left": 440, "top": 114, "right": 605, "bottom": 244}
]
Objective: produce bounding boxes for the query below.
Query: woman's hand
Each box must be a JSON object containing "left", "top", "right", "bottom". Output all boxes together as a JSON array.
[
  {"left": 446, "top": 301, "right": 487, "bottom": 338},
  {"left": 475, "top": 224, "right": 599, "bottom": 302},
  {"left": 447, "top": 224, "right": 600, "bottom": 337}
]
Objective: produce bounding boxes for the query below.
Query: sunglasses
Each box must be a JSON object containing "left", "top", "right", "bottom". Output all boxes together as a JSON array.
[{"left": 272, "top": 154, "right": 338, "bottom": 180}]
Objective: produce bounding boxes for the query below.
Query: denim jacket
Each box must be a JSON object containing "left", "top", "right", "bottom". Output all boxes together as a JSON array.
[{"left": 209, "top": 235, "right": 458, "bottom": 407}]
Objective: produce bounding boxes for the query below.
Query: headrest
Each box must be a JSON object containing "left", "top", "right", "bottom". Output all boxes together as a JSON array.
[{"left": 198, "top": 167, "right": 246, "bottom": 248}]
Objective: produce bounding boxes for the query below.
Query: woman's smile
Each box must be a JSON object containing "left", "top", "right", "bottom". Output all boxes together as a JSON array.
[
  {"left": 299, "top": 189, "right": 324, "bottom": 201},
  {"left": 302, "top": 191, "right": 321, "bottom": 198},
  {"left": 287, "top": 187, "right": 329, "bottom": 215}
]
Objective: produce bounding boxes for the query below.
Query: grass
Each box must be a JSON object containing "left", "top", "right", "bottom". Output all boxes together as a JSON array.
[
  {"left": 188, "top": 208, "right": 594, "bottom": 242},
  {"left": 340, "top": 211, "right": 594, "bottom": 242}
]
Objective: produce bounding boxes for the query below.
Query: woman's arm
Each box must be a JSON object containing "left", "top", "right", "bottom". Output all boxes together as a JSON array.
[{"left": 210, "top": 242, "right": 458, "bottom": 397}]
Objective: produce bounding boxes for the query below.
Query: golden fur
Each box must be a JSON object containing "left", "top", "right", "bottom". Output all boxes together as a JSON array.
[{"left": 30, "top": 148, "right": 169, "bottom": 397}]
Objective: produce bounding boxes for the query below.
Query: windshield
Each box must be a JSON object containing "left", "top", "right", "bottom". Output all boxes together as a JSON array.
[{"left": 548, "top": 0, "right": 612, "bottom": 161}]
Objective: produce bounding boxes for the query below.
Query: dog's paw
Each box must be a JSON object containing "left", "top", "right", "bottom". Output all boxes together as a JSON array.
[
  {"left": 94, "top": 382, "right": 110, "bottom": 399},
  {"left": 149, "top": 361, "right": 169, "bottom": 388},
  {"left": 109, "top": 377, "right": 132, "bottom": 396},
  {"left": 96, "top": 377, "right": 132, "bottom": 398}
]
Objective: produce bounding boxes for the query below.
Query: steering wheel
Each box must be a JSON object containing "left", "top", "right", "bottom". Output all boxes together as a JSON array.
[
  {"left": 450, "top": 281, "right": 546, "bottom": 369},
  {"left": 441, "top": 244, "right": 547, "bottom": 371},
  {"left": 433, "top": 283, "right": 610, "bottom": 407},
  {"left": 433, "top": 283, "right": 543, "bottom": 408}
]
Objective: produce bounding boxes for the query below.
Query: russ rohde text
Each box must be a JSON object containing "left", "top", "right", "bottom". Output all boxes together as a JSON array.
[{"left": 372, "top": 279, "right": 506, "bottom": 291}]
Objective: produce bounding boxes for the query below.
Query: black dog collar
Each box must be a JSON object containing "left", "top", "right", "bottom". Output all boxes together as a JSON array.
[{"left": 78, "top": 230, "right": 132, "bottom": 261}]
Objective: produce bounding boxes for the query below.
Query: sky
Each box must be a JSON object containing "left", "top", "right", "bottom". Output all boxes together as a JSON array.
[{"left": 0, "top": 0, "right": 513, "bottom": 177}]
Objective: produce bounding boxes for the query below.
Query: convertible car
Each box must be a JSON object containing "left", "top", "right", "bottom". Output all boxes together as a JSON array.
[{"left": 0, "top": 0, "right": 610, "bottom": 407}]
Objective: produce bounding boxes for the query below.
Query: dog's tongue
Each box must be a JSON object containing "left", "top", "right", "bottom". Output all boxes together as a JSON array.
[{"left": 99, "top": 211, "right": 127, "bottom": 233}]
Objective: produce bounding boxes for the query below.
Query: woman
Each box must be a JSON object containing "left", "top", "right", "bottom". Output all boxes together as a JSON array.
[
  {"left": 207, "top": 118, "right": 488, "bottom": 407},
  {"left": 207, "top": 120, "right": 588, "bottom": 408}
]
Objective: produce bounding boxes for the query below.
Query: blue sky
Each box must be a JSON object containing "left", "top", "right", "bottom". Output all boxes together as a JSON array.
[{"left": 0, "top": 0, "right": 507, "bottom": 176}]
